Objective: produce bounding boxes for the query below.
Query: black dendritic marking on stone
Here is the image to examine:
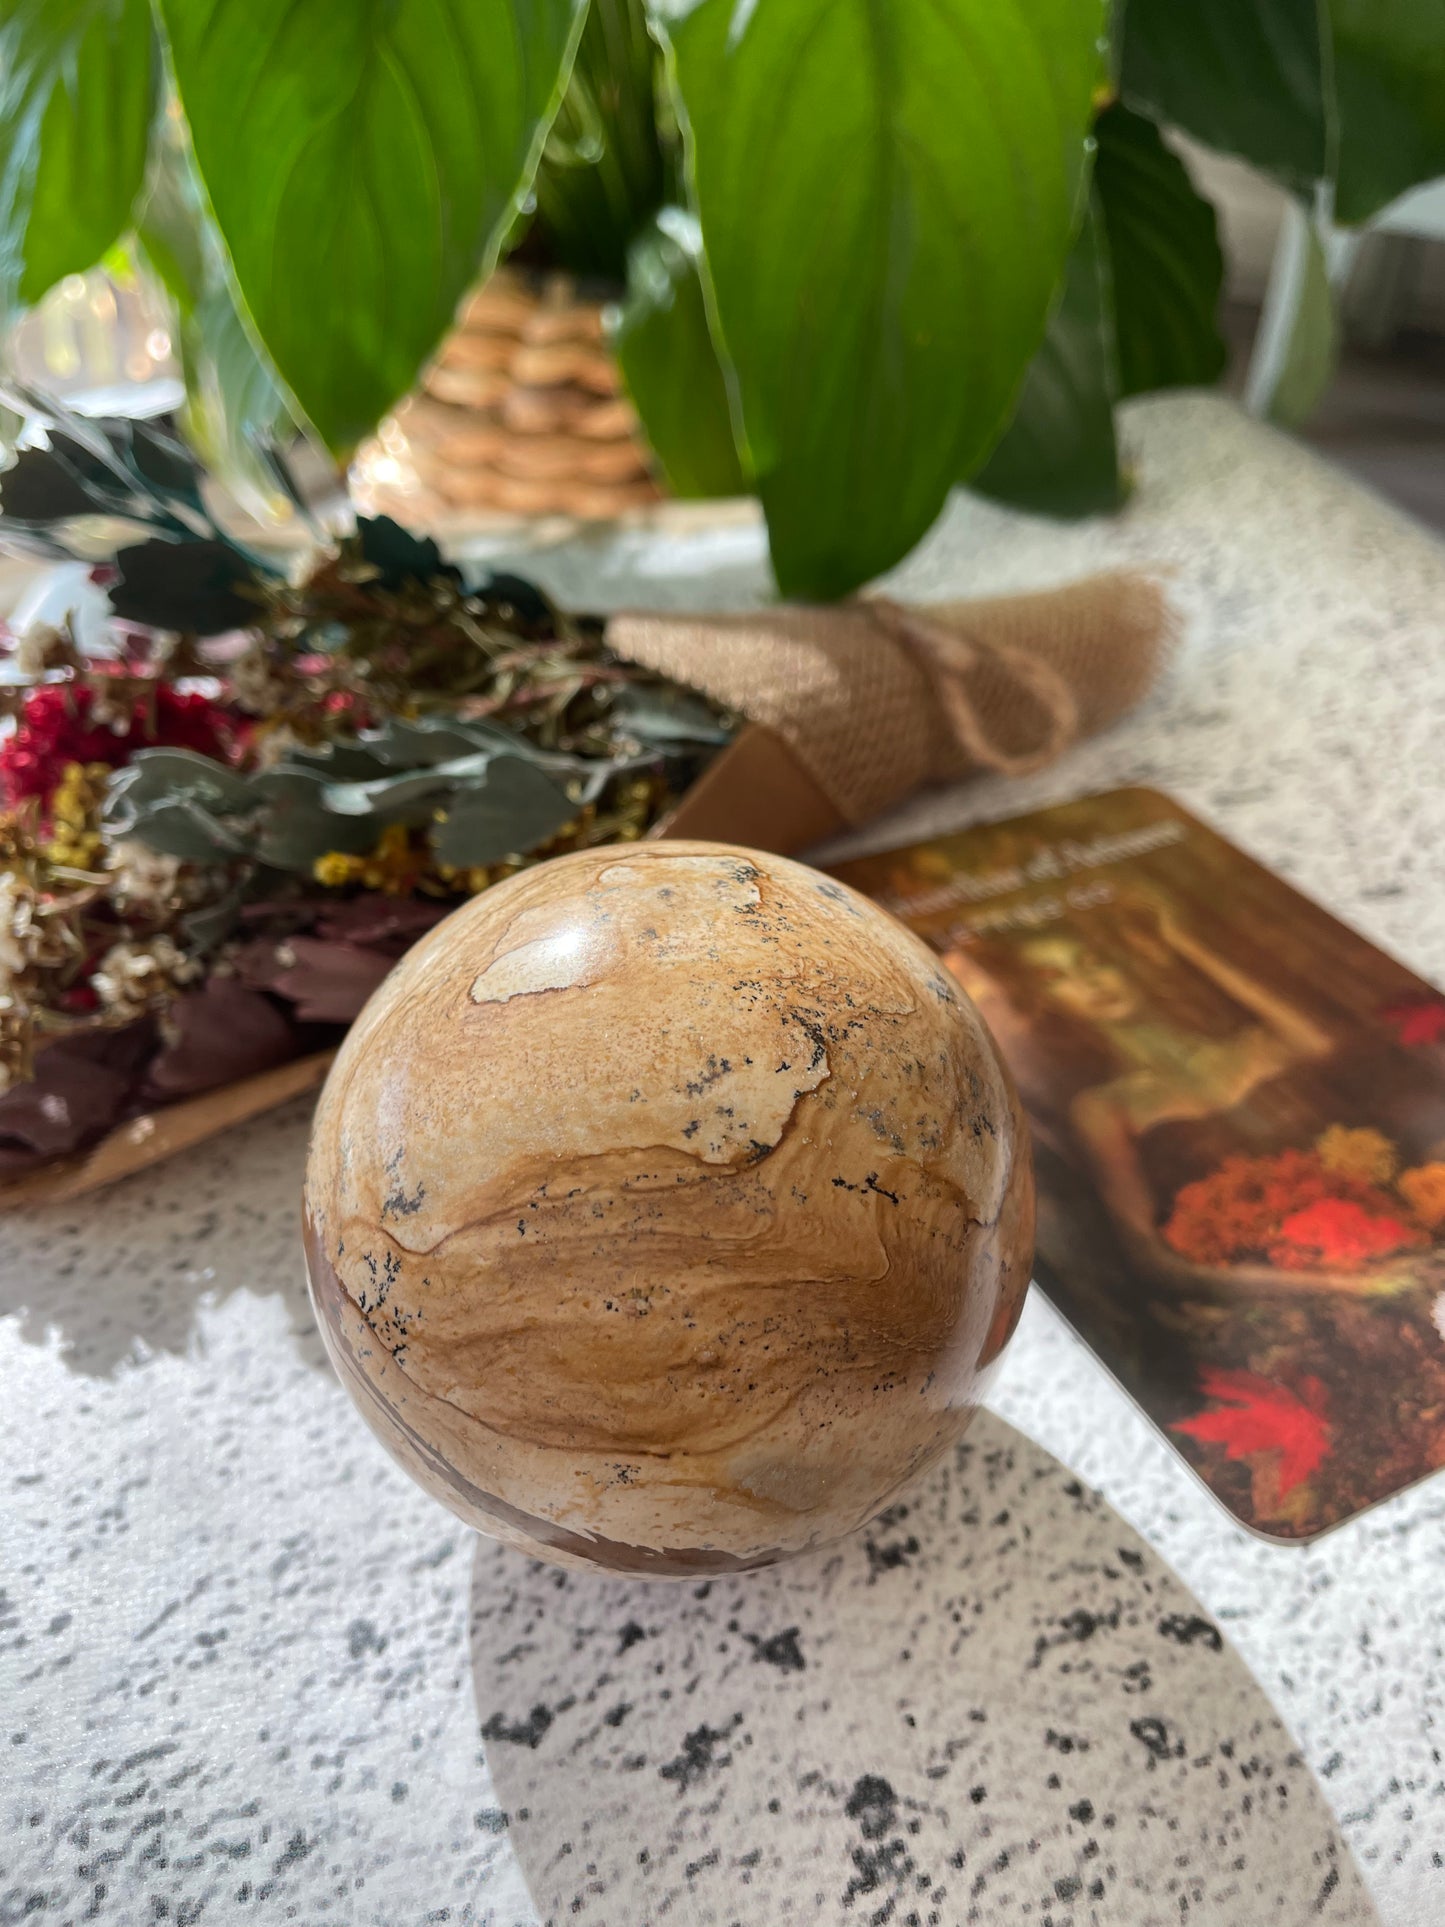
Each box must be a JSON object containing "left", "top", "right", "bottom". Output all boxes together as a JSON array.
[{"left": 381, "top": 1148, "right": 426, "bottom": 1219}]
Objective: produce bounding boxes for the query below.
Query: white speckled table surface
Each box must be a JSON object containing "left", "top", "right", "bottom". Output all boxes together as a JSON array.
[{"left": 3, "top": 395, "right": 1444, "bottom": 1926}]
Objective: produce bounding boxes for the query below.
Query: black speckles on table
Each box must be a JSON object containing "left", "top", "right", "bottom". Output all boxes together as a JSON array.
[{"left": 469, "top": 1412, "right": 1377, "bottom": 1926}]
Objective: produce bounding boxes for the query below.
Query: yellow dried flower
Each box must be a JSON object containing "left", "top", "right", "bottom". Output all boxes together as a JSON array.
[
  {"left": 313, "top": 850, "right": 363, "bottom": 889},
  {"left": 314, "top": 823, "right": 419, "bottom": 896},
  {"left": 1398, "top": 1163, "right": 1445, "bottom": 1232},
  {"left": 1315, "top": 1124, "right": 1398, "bottom": 1185},
  {"left": 43, "top": 761, "right": 110, "bottom": 872}
]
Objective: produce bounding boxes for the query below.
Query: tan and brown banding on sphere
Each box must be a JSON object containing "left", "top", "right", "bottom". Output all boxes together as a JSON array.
[{"left": 303, "top": 842, "right": 1034, "bottom": 1575}]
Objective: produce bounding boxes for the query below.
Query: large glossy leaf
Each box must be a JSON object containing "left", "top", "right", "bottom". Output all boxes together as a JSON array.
[
  {"left": 0, "top": 0, "right": 155, "bottom": 318},
  {"left": 134, "top": 120, "right": 301, "bottom": 507},
  {"left": 158, "top": 0, "right": 587, "bottom": 456},
  {"left": 1093, "top": 103, "right": 1226, "bottom": 398},
  {"left": 1120, "top": 0, "right": 1327, "bottom": 190},
  {"left": 613, "top": 209, "right": 745, "bottom": 499},
  {"left": 660, "top": 0, "right": 1105, "bottom": 597},
  {"left": 532, "top": 0, "right": 671, "bottom": 278},
  {"left": 1120, "top": 0, "right": 1445, "bottom": 226},
  {"left": 1331, "top": 0, "right": 1445, "bottom": 223},
  {"left": 972, "top": 198, "right": 1122, "bottom": 518}
]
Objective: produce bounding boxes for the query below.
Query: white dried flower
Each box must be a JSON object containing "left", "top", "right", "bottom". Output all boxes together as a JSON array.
[
  {"left": 106, "top": 838, "right": 185, "bottom": 910},
  {"left": 228, "top": 643, "right": 288, "bottom": 717},
  {"left": 91, "top": 935, "right": 200, "bottom": 1020},
  {"left": 1433, "top": 1292, "right": 1445, "bottom": 1345},
  {"left": 0, "top": 871, "right": 29, "bottom": 983}
]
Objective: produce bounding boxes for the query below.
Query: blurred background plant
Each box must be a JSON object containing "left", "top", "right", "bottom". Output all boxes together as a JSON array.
[{"left": 1, "top": 0, "right": 1443, "bottom": 597}]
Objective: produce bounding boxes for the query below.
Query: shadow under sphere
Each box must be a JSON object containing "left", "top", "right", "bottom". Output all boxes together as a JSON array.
[{"left": 468, "top": 1410, "right": 1375, "bottom": 1927}]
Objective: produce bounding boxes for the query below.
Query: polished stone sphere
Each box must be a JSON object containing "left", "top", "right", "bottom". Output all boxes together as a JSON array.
[{"left": 303, "top": 841, "right": 1034, "bottom": 1575}]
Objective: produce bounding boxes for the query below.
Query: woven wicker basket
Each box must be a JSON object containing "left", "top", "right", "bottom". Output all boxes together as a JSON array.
[{"left": 353, "top": 268, "right": 664, "bottom": 527}]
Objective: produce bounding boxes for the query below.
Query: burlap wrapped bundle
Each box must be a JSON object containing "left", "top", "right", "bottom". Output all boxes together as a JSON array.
[{"left": 609, "top": 571, "right": 1171, "bottom": 837}]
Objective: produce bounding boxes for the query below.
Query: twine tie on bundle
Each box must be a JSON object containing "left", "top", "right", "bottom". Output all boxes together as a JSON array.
[{"left": 608, "top": 569, "right": 1172, "bottom": 827}]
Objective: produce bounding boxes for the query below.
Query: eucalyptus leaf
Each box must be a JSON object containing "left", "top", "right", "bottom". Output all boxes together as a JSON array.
[
  {"left": 610, "top": 680, "right": 734, "bottom": 746},
  {"left": 0, "top": 424, "right": 170, "bottom": 527},
  {"left": 0, "top": 443, "right": 105, "bottom": 522},
  {"left": 159, "top": 0, "right": 588, "bottom": 454},
  {"left": 1093, "top": 103, "right": 1226, "bottom": 398},
  {"left": 613, "top": 209, "right": 745, "bottom": 500},
  {"left": 320, "top": 755, "right": 496, "bottom": 820},
  {"left": 248, "top": 772, "right": 377, "bottom": 869},
  {"left": 0, "top": 0, "right": 155, "bottom": 319},
  {"left": 973, "top": 197, "right": 1123, "bottom": 518},
  {"left": 181, "top": 882, "right": 245, "bottom": 953},
  {"left": 356, "top": 514, "right": 455, "bottom": 592},
  {"left": 432, "top": 756, "right": 578, "bottom": 868},
  {"left": 109, "top": 536, "right": 262, "bottom": 635},
  {"left": 112, "top": 796, "right": 251, "bottom": 863},
  {"left": 354, "top": 717, "right": 515, "bottom": 769},
  {"left": 107, "top": 748, "right": 256, "bottom": 819},
  {"left": 661, "top": 0, "right": 1105, "bottom": 597}
]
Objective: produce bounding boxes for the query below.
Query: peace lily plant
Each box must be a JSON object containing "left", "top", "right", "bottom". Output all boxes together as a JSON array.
[{"left": 1, "top": 0, "right": 1443, "bottom": 598}]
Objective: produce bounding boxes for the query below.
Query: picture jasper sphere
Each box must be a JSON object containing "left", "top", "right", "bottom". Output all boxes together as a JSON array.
[{"left": 303, "top": 841, "right": 1034, "bottom": 1576}]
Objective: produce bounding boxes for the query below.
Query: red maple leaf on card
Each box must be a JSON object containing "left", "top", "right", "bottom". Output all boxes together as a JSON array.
[
  {"left": 1172, "top": 1369, "right": 1331, "bottom": 1495},
  {"left": 1379, "top": 994, "right": 1445, "bottom": 1047}
]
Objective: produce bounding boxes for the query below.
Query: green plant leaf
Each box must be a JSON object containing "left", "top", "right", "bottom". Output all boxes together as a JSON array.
[
  {"left": 972, "top": 197, "right": 1123, "bottom": 518},
  {"left": 1120, "top": 0, "right": 1445, "bottom": 225},
  {"left": 0, "top": 0, "right": 155, "bottom": 319},
  {"left": 613, "top": 209, "right": 745, "bottom": 499},
  {"left": 660, "top": 0, "right": 1105, "bottom": 598},
  {"left": 1263, "top": 209, "right": 1339, "bottom": 426},
  {"left": 532, "top": 0, "right": 671, "bottom": 278},
  {"left": 1331, "top": 0, "right": 1445, "bottom": 223},
  {"left": 134, "top": 120, "right": 302, "bottom": 508},
  {"left": 158, "top": 0, "right": 587, "bottom": 455},
  {"left": 1093, "top": 102, "right": 1226, "bottom": 398},
  {"left": 1119, "top": 0, "right": 1327, "bottom": 190}
]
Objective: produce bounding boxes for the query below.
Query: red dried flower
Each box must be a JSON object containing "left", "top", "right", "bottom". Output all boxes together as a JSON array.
[{"left": 0, "top": 680, "right": 240, "bottom": 808}]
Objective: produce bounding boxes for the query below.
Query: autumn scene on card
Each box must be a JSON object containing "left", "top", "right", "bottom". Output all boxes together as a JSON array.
[{"left": 837, "top": 790, "right": 1445, "bottom": 1540}]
